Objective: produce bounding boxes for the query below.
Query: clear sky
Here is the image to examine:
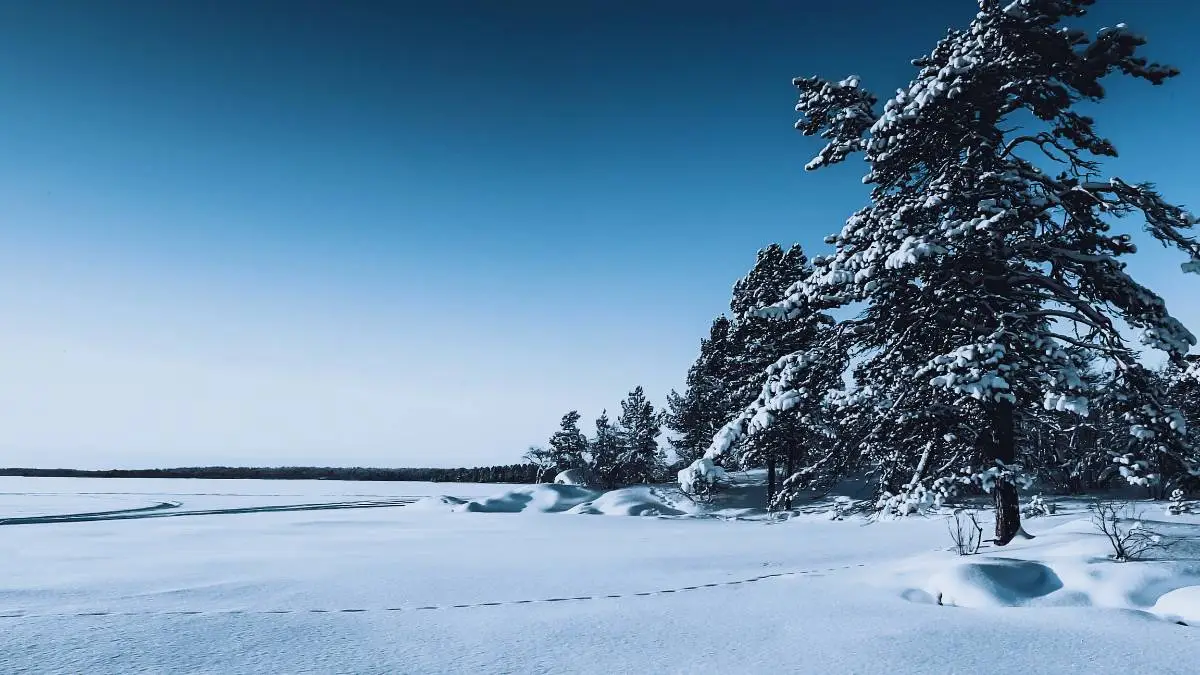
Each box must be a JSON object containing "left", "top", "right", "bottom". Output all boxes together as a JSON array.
[{"left": 1, "top": 0, "right": 1197, "bottom": 469}]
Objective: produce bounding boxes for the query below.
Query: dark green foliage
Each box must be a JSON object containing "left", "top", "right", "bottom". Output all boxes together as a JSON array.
[
  {"left": 1156, "top": 357, "right": 1200, "bottom": 493},
  {"left": 666, "top": 244, "right": 842, "bottom": 508},
  {"left": 712, "top": 244, "right": 843, "bottom": 509},
  {"left": 665, "top": 317, "right": 736, "bottom": 466},
  {"left": 588, "top": 410, "right": 622, "bottom": 488},
  {"left": 547, "top": 410, "right": 589, "bottom": 473},
  {"left": 615, "top": 386, "right": 666, "bottom": 485}
]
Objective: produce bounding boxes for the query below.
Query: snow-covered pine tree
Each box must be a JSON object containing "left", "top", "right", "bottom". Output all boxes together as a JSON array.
[
  {"left": 696, "top": 256, "right": 847, "bottom": 507},
  {"left": 757, "top": 0, "right": 1199, "bottom": 542},
  {"left": 1022, "top": 348, "right": 1116, "bottom": 493},
  {"left": 547, "top": 411, "right": 589, "bottom": 474},
  {"left": 588, "top": 409, "right": 622, "bottom": 489},
  {"left": 724, "top": 244, "right": 841, "bottom": 509},
  {"left": 1159, "top": 355, "right": 1200, "bottom": 492},
  {"left": 727, "top": 245, "right": 825, "bottom": 408},
  {"left": 615, "top": 386, "right": 666, "bottom": 485},
  {"left": 665, "top": 317, "right": 737, "bottom": 467}
]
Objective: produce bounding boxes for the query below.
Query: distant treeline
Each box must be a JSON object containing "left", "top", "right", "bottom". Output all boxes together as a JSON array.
[{"left": 0, "top": 464, "right": 541, "bottom": 483}]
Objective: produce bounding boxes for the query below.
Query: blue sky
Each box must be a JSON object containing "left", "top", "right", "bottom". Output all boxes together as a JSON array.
[{"left": 1, "top": 0, "right": 1197, "bottom": 469}]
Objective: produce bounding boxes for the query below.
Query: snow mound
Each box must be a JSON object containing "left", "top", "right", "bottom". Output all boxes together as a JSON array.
[
  {"left": 419, "top": 485, "right": 700, "bottom": 517},
  {"left": 920, "top": 559, "right": 1063, "bottom": 608},
  {"left": 567, "top": 486, "right": 691, "bottom": 517},
  {"left": 459, "top": 485, "right": 600, "bottom": 514},
  {"left": 553, "top": 469, "right": 593, "bottom": 486},
  {"left": 408, "top": 495, "right": 469, "bottom": 511},
  {"left": 1152, "top": 586, "right": 1200, "bottom": 624}
]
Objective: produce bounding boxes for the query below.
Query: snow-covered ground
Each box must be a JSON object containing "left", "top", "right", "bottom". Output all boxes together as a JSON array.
[{"left": 1, "top": 476, "right": 1198, "bottom": 674}]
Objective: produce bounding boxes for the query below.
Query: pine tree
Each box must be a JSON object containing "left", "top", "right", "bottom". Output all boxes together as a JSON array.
[
  {"left": 724, "top": 244, "right": 841, "bottom": 508},
  {"left": 589, "top": 410, "right": 622, "bottom": 489},
  {"left": 547, "top": 411, "right": 589, "bottom": 475},
  {"left": 701, "top": 251, "right": 847, "bottom": 507},
  {"left": 615, "top": 386, "right": 666, "bottom": 485},
  {"left": 1022, "top": 348, "right": 1114, "bottom": 493},
  {"left": 763, "top": 0, "right": 1199, "bottom": 542},
  {"left": 666, "top": 317, "right": 736, "bottom": 467},
  {"left": 1159, "top": 356, "right": 1200, "bottom": 492}
]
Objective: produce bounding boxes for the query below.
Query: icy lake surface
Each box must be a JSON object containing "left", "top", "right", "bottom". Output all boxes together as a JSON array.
[{"left": 1, "top": 476, "right": 1198, "bottom": 674}]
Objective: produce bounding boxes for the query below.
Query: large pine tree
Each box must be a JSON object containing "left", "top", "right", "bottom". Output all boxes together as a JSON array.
[{"left": 759, "top": 0, "right": 1199, "bottom": 542}]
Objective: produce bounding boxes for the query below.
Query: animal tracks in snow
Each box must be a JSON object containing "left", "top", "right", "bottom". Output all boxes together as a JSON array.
[{"left": 0, "top": 564, "right": 868, "bottom": 619}]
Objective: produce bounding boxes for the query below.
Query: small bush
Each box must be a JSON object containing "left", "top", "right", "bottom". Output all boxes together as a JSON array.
[
  {"left": 1089, "top": 500, "right": 1179, "bottom": 561},
  {"left": 1021, "top": 494, "right": 1056, "bottom": 518},
  {"left": 827, "top": 496, "right": 853, "bottom": 521},
  {"left": 1167, "top": 489, "right": 1195, "bottom": 516},
  {"left": 947, "top": 508, "right": 984, "bottom": 556},
  {"left": 677, "top": 458, "right": 731, "bottom": 504}
]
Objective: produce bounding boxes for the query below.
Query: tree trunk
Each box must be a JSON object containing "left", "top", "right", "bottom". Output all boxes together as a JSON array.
[
  {"left": 784, "top": 446, "right": 797, "bottom": 510},
  {"left": 766, "top": 458, "right": 777, "bottom": 511},
  {"left": 990, "top": 399, "right": 1021, "bottom": 546},
  {"left": 1151, "top": 449, "right": 1170, "bottom": 500}
]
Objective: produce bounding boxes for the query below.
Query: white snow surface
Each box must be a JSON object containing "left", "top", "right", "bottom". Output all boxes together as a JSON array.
[
  {"left": 677, "top": 457, "right": 731, "bottom": 493},
  {"left": 553, "top": 468, "right": 592, "bottom": 486},
  {"left": 0, "top": 492, "right": 162, "bottom": 518},
  {"left": 414, "top": 483, "right": 602, "bottom": 513},
  {"left": 1, "top": 476, "right": 1198, "bottom": 674},
  {"left": 1153, "top": 585, "right": 1200, "bottom": 624}
]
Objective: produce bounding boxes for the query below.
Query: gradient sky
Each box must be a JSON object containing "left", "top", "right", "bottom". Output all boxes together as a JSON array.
[{"left": 1, "top": 0, "right": 1197, "bottom": 469}]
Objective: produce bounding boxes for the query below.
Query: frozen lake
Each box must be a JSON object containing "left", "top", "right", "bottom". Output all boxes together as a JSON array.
[{"left": 1, "top": 476, "right": 1198, "bottom": 674}]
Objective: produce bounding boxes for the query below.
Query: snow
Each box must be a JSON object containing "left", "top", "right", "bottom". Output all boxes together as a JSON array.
[
  {"left": 414, "top": 484, "right": 601, "bottom": 513},
  {"left": 1044, "top": 391, "right": 1090, "bottom": 417},
  {"left": 1, "top": 476, "right": 1198, "bottom": 674},
  {"left": 914, "top": 558, "right": 1064, "bottom": 608},
  {"left": 0, "top": 492, "right": 163, "bottom": 519},
  {"left": 568, "top": 486, "right": 690, "bottom": 517},
  {"left": 677, "top": 457, "right": 731, "bottom": 494},
  {"left": 413, "top": 483, "right": 695, "bottom": 517},
  {"left": 553, "top": 468, "right": 592, "bottom": 485},
  {"left": 1153, "top": 586, "right": 1200, "bottom": 624}
]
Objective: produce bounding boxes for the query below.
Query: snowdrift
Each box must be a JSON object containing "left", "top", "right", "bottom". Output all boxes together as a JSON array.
[
  {"left": 415, "top": 484, "right": 697, "bottom": 517},
  {"left": 567, "top": 486, "right": 691, "bottom": 516},
  {"left": 912, "top": 559, "right": 1063, "bottom": 608},
  {"left": 553, "top": 469, "right": 594, "bottom": 486},
  {"left": 1153, "top": 586, "right": 1200, "bottom": 624},
  {"left": 413, "top": 484, "right": 600, "bottom": 513},
  {"left": 890, "top": 514, "right": 1200, "bottom": 625}
]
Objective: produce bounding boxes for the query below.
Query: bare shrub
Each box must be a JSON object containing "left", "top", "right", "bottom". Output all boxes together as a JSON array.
[
  {"left": 1089, "top": 500, "right": 1180, "bottom": 561},
  {"left": 947, "top": 508, "right": 984, "bottom": 556}
]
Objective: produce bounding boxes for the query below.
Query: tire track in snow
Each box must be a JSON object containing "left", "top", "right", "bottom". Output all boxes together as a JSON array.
[
  {"left": 0, "top": 498, "right": 418, "bottom": 527},
  {"left": 0, "top": 564, "right": 869, "bottom": 619},
  {"left": 0, "top": 501, "right": 182, "bottom": 526}
]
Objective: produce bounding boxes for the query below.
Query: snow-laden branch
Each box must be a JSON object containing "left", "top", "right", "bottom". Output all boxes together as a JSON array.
[{"left": 793, "top": 75, "right": 879, "bottom": 171}]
